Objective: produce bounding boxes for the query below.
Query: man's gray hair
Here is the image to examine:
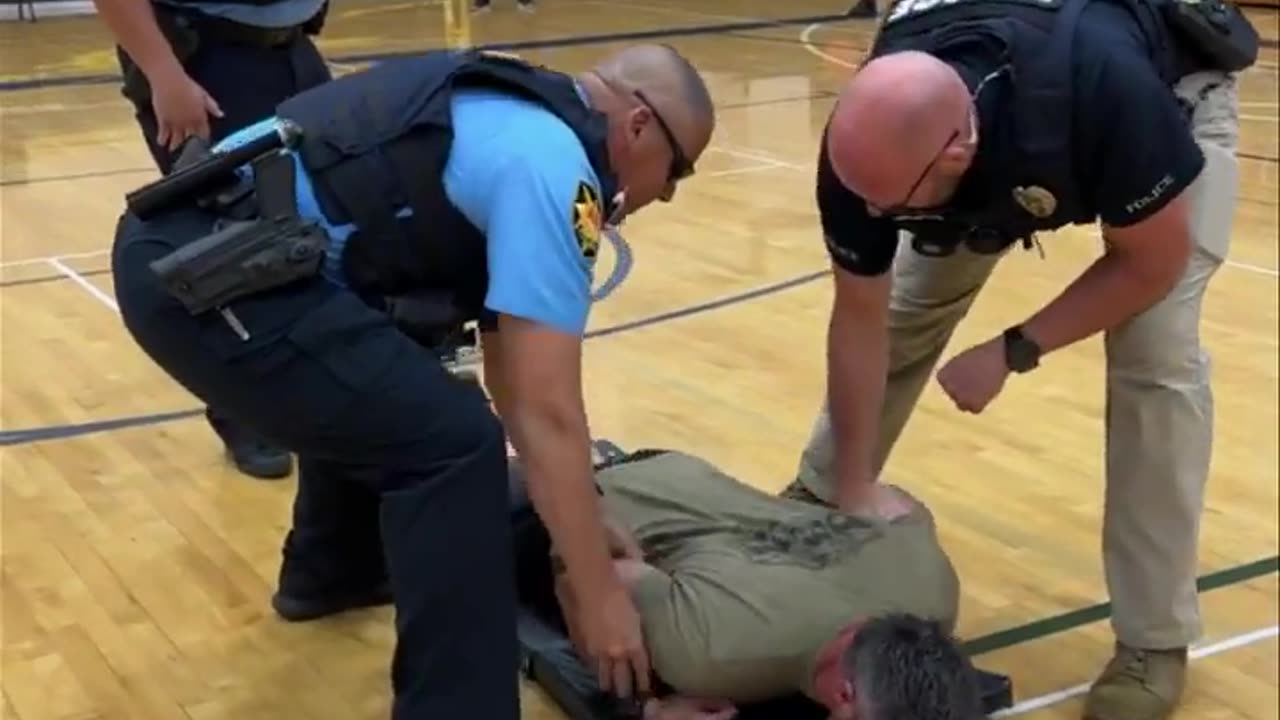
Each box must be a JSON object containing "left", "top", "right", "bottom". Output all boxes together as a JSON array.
[{"left": 841, "top": 614, "right": 985, "bottom": 719}]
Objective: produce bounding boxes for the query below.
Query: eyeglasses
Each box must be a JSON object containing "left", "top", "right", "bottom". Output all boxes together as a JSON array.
[
  {"left": 633, "top": 88, "right": 695, "bottom": 184},
  {"left": 868, "top": 65, "right": 1005, "bottom": 222},
  {"left": 592, "top": 72, "right": 695, "bottom": 184},
  {"left": 869, "top": 105, "right": 976, "bottom": 221}
]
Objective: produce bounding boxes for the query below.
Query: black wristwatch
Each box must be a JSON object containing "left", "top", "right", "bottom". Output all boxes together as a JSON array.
[{"left": 1002, "top": 326, "right": 1041, "bottom": 373}]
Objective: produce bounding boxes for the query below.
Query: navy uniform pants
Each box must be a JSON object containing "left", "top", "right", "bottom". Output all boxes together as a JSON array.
[
  {"left": 115, "top": 11, "right": 333, "bottom": 474},
  {"left": 110, "top": 205, "right": 520, "bottom": 720}
]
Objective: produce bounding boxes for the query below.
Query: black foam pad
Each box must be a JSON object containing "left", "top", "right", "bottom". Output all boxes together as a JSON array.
[{"left": 510, "top": 441, "right": 1015, "bottom": 719}]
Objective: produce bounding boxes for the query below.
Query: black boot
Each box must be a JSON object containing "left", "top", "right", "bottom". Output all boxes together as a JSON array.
[
  {"left": 206, "top": 407, "right": 293, "bottom": 479},
  {"left": 271, "top": 457, "right": 393, "bottom": 621}
]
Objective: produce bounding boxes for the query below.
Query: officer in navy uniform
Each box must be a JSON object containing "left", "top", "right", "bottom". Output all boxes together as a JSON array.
[
  {"left": 92, "top": 0, "right": 333, "bottom": 480},
  {"left": 109, "top": 45, "right": 715, "bottom": 718},
  {"left": 781, "top": 0, "right": 1256, "bottom": 717}
]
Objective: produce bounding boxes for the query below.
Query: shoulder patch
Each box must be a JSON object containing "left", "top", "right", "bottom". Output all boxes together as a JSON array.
[{"left": 572, "top": 181, "right": 602, "bottom": 259}]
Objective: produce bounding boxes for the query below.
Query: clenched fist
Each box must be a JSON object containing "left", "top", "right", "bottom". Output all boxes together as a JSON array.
[{"left": 936, "top": 337, "right": 1009, "bottom": 413}]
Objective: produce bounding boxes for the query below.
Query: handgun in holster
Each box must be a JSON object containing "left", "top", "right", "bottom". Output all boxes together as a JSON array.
[
  {"left": 125, "top": 119, "right": 302, "bottom": 220},
  {"left": 147, "top": 144, "right": 329, "bottom": 318}
]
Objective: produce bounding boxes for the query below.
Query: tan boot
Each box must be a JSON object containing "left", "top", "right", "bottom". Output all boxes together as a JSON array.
[{"left": 1084, "top": 644, "right": 1188, "bottom": 720}]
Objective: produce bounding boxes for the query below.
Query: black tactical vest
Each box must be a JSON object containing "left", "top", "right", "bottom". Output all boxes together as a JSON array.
[
  {"left": 868, "top": 0, "right": 1177, "bottom": 250},
  {"left": 274, "top": 49, "right": 619, "bottom": 322}
]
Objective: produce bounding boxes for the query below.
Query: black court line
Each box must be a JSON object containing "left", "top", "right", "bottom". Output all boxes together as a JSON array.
[
  {"left": 963, "top": 554, "right": 1280, "bottom": 656},
  {"left": 0, "top": 166, "right": 154, "bottom": 188},
  {"left": 0, "top": 11, "right": 866, "bottom": 93},
  {"left": 0, "top": 268, "right": 834, "bottom": 446},
  {"left": 1240, "top": 151, "right": 1280, "bottom": 163}
]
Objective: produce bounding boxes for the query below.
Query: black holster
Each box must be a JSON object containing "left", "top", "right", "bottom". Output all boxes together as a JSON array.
[
  {"left": 1157, "top": 0, "right": 1259, "bottom": 74},
  {"left": 148, "top": 214, "right": 328, "bottom": 316},
  {"left": 147, "top": 147, "right": 328, "bottom": 316}
]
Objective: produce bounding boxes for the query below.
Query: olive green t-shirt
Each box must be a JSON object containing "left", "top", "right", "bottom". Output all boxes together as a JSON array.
[{"left": 596, "top": 452, "right": 960, "bottom": 702}]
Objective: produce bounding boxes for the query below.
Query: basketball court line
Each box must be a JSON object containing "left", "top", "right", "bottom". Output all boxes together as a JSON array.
[
  {"left": 47, "top": 257, "right": 118, "bottom": 312},
  {"left": 0, "top": 9, "right": 865, "bottom": 93},
  {"left": 992, "top": 624, "right": 1280, "bottom": 717}
]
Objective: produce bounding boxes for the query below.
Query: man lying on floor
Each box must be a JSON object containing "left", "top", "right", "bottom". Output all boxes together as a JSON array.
[{"left": 513, "top": 448, "right": 985, "bottom": 720}]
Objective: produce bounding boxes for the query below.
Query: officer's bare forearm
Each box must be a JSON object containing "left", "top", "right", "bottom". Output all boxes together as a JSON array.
[
  {"left": 829, "top": 311, "right": 889, "bottom": 492},
  {"left": 1022, "top": 206, "right": 1193, "bottom": 354},
  {"left": 508, "top": 403, "right": 618, "bottom": 597},
  {"left": 827, "top": 267, "right": 892, "bottom": 497},
  {"left": 91, "top": 0, "right": 186, "bottom": 81},
  {"left": 496, "top": 315, "right": 619, "bottom": 598}
]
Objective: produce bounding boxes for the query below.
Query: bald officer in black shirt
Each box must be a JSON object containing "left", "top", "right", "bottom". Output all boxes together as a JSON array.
[{"left": 782, "top": 0, "right": 1256, "bottom": 717}]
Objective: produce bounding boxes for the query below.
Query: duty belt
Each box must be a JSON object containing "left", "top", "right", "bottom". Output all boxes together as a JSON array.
[{"left": 177, "top": 11, "right": 306, "bottom": 48}]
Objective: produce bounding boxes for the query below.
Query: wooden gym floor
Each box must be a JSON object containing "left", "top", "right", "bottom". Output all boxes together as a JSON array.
[{"left": 1, "top": 1, "right": 1277, "bottom": 718}]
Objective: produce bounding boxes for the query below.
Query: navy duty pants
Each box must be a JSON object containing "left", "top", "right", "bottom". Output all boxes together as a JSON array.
[{"left": 110, "top": 205, "right": 521, "bottom": 720}]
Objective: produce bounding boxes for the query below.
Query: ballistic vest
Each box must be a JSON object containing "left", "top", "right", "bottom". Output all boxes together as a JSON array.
[
  {"left": 867, "top": 0, "right": 1178, "bottom": 249},
  {"left": 274, "top": 49, "right": 619, "bottom": 322}
]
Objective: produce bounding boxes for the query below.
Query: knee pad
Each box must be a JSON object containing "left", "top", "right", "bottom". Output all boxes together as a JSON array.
[{"left": 1187, "top": 140, "right": 1237, "bottom": 261}]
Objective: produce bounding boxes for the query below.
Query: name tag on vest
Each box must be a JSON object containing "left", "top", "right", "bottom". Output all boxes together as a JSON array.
[{"left": 883, "top": 0, "right": 1063, "bottom": 26}]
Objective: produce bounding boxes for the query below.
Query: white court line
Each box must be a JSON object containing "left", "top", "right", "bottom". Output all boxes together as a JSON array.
[
  {"left": 1226, "top": 258, "right": 1280, "bottom": 277},
  {"left": 709, "top": 145, "right": 807, "bottom": 170},
  {"left": 800, "top": 22, "right": 858, "bottom": 69},
  {"left": 990, "top": 624, "right": 1280, "bottom": 717},
  {"left": 1, "top": 248, "right": 110, "bottom": 270},
  {"left": 47, "top": 258, "right": 119, "bottom": 313},
  {"left": 705, "top": 162, "right": 785, "bottom": 178}
]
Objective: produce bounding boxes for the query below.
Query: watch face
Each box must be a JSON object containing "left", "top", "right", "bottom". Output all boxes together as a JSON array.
[
  {"left": 1011, "top": 344, "right": 1036, "bottom": 370},
  {"left": 1005, "top": 331, "right": 1039, "bottom": 372}
]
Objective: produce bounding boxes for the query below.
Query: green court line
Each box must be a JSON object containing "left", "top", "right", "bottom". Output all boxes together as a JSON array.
[{"left": 964, "top": 554, "right": 1280, "bottom": 656}]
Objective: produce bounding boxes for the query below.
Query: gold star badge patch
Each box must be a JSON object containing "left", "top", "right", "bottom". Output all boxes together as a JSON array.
[{"left": 572, "top": 181, "right": 602, "bottom": 259}]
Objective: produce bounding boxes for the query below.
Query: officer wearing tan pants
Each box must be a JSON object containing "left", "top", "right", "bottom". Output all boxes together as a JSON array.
[{"left": 783, "top": 0, "right": 1255, "bottom": 717}]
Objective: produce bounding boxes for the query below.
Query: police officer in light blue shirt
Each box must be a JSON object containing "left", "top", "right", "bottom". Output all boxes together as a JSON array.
[
  {"left": 92, "top": 0, "right": 332, "bottom": 479},
  {"left": 110, "top": 46, "right": 716, "bottom": 719}
]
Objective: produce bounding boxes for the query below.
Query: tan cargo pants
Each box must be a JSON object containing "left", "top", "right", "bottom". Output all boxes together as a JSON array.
[{"left": 795, "top": 71, "right": 1239, "bottom": 650}]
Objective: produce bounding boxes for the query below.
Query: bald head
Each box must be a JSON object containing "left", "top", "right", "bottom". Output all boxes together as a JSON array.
[
  {"left": 828, "top": 51, "right": 973, "bottom": 208},
  {"left": 591, "top": 44, "right": 715, "bottom": 159}
]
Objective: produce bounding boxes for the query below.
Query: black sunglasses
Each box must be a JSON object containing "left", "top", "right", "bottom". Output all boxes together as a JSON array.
[
  {"left": 592, "top": 73, "right": 695, "bottom": 184},
  {"left": 633, "top": 88, "right": 695, "bottom": 183}
]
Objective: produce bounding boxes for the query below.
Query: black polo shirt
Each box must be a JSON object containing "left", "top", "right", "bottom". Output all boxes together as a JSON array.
[{"left": 817, "top": 0, "right": 1206, "bottom": 277}]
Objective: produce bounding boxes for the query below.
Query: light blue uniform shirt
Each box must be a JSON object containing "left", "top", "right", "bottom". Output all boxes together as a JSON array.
[
  {"left": 214, "top": 85, "right": 602, "bottom": 335},
  {"left": 154, "top": 0, "right": 326, "bottom": 28}
]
